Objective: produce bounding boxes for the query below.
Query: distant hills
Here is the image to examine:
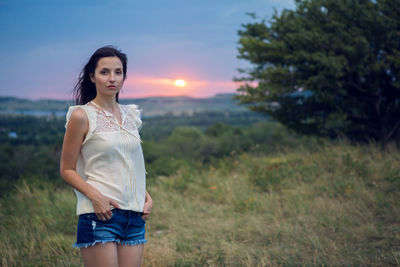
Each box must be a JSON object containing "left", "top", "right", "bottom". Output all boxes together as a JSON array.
[{"left": 0, "top": 93, "right": 250, "bottom": 117}]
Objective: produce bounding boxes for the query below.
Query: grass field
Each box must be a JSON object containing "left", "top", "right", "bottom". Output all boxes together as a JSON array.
[{"left": 1, "top": 141, "right": 399, "bottom": 266}]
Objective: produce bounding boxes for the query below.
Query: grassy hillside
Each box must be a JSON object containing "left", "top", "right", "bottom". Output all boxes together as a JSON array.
[{"left": 1, "top": 141, "right": 399, "bottom": 266}]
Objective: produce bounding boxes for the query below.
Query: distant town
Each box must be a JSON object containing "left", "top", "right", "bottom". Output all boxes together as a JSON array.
[{"left": 0, "top": 93, "right": 251, "bottom": 117}]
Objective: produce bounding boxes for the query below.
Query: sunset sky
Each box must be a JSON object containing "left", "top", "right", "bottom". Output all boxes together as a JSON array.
[{"left": 0, "top": 0, "right": 294, "bottom": 100}]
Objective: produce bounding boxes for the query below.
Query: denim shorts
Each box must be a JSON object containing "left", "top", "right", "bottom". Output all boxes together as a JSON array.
[{"left": 73, "top": 208, "right": 147, "bottom": 248}]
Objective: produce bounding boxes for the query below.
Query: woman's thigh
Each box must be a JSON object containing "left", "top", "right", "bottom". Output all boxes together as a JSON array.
[
  {"left": 117, "top": 243, "right": 144, "bottom": 267},
  {"left": 80, "top": 242, "right": 119, "bottom": 267}
]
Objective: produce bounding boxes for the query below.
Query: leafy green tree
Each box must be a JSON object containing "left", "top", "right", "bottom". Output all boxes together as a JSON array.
[
  {"left": 235, "top": 0, "right": 400, "bottom": 147},
  {"left": 166, "top": 127, "right": 214, "bottom": 160}
]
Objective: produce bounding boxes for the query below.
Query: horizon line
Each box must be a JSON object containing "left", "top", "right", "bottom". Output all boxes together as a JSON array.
[{"left": 0, "top": 92, "right": 239, "bottom": 101}]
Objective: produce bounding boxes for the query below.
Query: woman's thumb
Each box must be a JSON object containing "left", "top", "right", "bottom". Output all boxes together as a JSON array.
[{"left": 109, "top": 199, "right": 120, "bottom": 209}]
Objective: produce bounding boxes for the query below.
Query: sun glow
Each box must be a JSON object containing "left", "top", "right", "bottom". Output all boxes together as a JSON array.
[
  {"left": 123, "top": 74, "right": 247, "bottom": 98},
  {"left": 174, "top": 79, "right": 186, "bottom": 87}
]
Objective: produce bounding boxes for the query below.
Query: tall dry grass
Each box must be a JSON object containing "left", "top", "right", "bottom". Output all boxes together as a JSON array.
[{"left": 1, "top": 141, "right": 399, "bottom": 266}]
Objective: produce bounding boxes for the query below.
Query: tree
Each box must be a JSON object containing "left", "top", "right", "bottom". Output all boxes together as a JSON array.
[{"left": 235, "top": 0, "right": 400, "bottom": 147}]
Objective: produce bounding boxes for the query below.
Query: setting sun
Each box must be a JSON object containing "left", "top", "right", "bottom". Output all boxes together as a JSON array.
[{"left": 174, "top": 79, "right": 186, "bottom": 87}]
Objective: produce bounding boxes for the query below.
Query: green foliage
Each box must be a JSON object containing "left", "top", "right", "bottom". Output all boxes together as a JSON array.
[
  {"left": 140, "top": 110, "right": 267, "bottom": 141},
  {"left": 166, "top": 127, "right": 208, "bottom": 158},
  {"left": 235, "top": 0, "right": 400, "bottom": 146},
  {"left": 0, "top": 143, "right": 63, "bottom": 196},
  {"left": 150, "top": 157, "right": 191, "bottom": 178},
  {"left": 0, "top": 114, "right": 65, "bottom": 145},
  {"left": 0, "top": 112, "right": 307, "bottom": 194},
  {"left": 0, "top": 112, "right": 311, "bottom": 193},
  {"left": 249, "top": 157, "right": 290, "bottom": 191},
  {"left": 0, "top": 181, "right": 80, "bottom": 266},
  {"left": 1, "top": 142, "right": 400, "bottom": 265},
  {"left": 233, "top": 194, "right": 258, "bottom": 213},
  {"left": 142, "top": 121, "right": 310, "bottom": 179}
]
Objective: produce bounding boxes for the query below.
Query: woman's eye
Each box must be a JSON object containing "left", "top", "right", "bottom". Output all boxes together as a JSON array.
[
  {"left": 100, "top": 70, "right": 108, "bottom": 74},
  {"left": 116, "top": 71, "right": 122, "bottom": 75}
]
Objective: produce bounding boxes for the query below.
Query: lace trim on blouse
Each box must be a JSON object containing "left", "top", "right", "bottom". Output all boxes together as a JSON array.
[{"left": 65, "top": 102, "right": 143, "bottom": 144}]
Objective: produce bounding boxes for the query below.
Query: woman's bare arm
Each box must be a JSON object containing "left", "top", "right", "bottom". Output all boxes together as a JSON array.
[
  {"left": 60, "top": 108, "right": 119, "bottom": 220},
  {"left": 142, "top": 191, "right": 153, "bottom": 220}
]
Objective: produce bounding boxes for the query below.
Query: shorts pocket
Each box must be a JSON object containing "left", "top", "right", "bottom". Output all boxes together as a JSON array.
[
  {"left": 138, "top": 214, "right": 146, "bottom": 224},
  {"left": 86, "top": 209, "right": 115, "bottom": 223}
]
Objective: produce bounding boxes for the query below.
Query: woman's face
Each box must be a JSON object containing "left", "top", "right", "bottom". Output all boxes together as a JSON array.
[{"left": 90, "top": 56, "right": 124, "bottom": 97}]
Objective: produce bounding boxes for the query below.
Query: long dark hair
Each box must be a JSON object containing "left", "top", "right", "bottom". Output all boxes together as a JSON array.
[{"left": 73, "top": 45, "right": 128, "bottom": 105}]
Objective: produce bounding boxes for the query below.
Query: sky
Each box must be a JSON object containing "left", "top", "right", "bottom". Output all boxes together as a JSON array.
[{"left": 0, "top": 0, "right": 295, "bottom": 100}]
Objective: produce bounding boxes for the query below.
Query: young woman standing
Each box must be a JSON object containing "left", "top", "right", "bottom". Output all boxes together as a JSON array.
[{"left": 60, "top": 46, "right": 152, "bottom": 267}]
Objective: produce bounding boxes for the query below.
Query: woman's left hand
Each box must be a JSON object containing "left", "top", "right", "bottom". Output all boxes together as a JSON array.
[{"left": 142, "top": 191, "right": 153, "bottom": 221}]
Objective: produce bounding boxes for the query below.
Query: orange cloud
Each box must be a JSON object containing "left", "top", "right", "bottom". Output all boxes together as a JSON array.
[{"left": 120, "top": 74, "right": 258, "bottom": 98}]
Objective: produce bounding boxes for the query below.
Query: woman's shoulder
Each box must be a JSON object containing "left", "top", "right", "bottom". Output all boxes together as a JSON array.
[
  {"left": 65, "top": 104, "right": 97, "bottom": 143},
  {"left": 65, "top": 104, "right": 97, "bottom": 128},
  {"left": 69, "top": 107, "right": 88, "bottom": 121},
  {"left": 65, "top": 105, "right": 87, "bottom": 127},
  {"left": 66, "top": 104, "right": 93, "bottom": 120}
]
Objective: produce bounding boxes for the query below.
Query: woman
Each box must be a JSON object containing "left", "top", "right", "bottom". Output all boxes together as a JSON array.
[{"left": 60, "top": 45, "right": 152, "bottom": 267}]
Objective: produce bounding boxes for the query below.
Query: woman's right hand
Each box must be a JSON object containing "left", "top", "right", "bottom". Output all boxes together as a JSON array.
[{"left": 90, "top": 192, "right": 120, "bottom": 221}]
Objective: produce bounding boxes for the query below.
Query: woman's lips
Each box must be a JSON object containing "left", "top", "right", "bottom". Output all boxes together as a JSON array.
[{"left": 107, "top": 85, "right": 116, "bottom": 88}]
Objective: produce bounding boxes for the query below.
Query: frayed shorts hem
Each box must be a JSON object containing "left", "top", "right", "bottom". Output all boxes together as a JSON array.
[
  {"left": 73, "top": 239, "right": 147, "bottom": 249},
  {"left": 74, "top": 209, "right": 147, "bottom": 249}
]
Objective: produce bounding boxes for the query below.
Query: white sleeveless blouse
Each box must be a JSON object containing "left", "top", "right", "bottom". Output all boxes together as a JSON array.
[{"left": 65, "top": 102, "right": 146, "bottom": 215}]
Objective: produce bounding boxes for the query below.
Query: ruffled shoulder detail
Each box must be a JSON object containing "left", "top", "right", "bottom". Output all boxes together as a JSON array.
[
  {"left": 125, "top": 104, "right": 143, "bottom": 131},
  {"left": 65, "top": 104, "right": 97, "bottom": 144},
  {"left": 65, "top": 105, "right": 82, "bottom": 129}
]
